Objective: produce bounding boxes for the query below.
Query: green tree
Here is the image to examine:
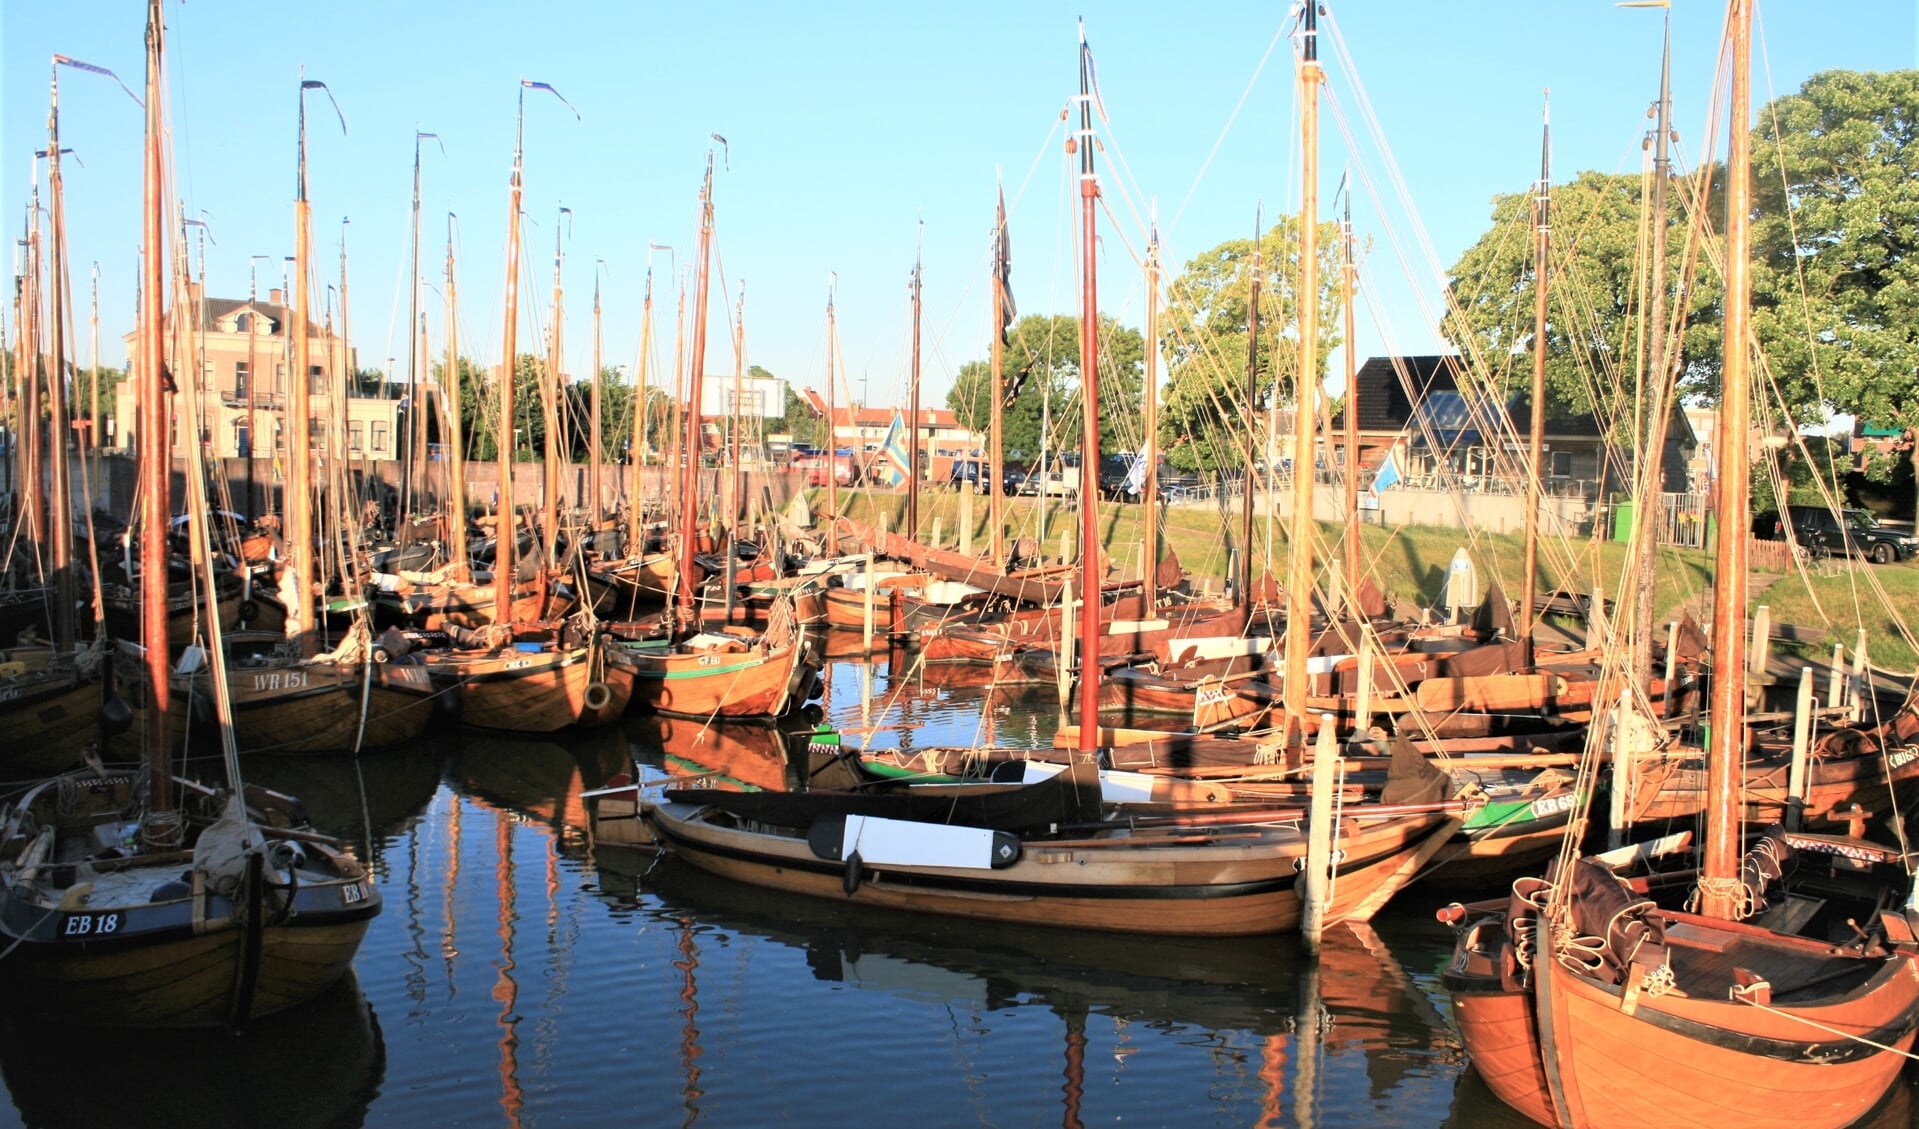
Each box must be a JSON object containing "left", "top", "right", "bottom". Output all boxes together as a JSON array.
[
  {"left": 1440, "top": 169, "right": 1721, "bottom": 444},
  {"left": 72, "top": 365, "right": 126, "bottom": 442},
  {"left": 560, "top": 367, "right": 636, "bottom": 464},
  {"left": 1159, "top": 216, "right": 1344, "bottom": 472},
  {"left": 440, "top": 354, "right": 544, "bottom": 462},
  {"left": 1752, "top": 69, "right": 1919, "bottom": 491},
  {"left": 945, "top": 313, "right": 1144, "bottom": 465}
]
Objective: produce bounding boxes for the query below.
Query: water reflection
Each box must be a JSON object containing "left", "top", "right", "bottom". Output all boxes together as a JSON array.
[
  {"left": 0, "top": 972, "right": 384, "bottom": 1129},
  {"left": 600, "top": 850, "right": 1466, "bottom": 1126}
]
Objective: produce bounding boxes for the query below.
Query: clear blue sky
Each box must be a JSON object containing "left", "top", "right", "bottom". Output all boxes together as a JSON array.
[{"left": 5, "top": 0, "right": 1914, "bottom": 413}]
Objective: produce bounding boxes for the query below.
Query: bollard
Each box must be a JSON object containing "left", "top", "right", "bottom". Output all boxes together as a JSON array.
[
  {"left": 1301, "top": 714, "right": 1342, "bottom": 954},
  {"left": 1787, "top": 667, "right": 1814, "bottom": 831}
]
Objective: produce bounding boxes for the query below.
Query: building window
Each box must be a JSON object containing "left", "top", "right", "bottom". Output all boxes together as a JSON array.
[
  {"left": 236, "top": 313, "right": 251, "bottom": 333},
  {"left": 1549, "top": 451, "right": 1574, "bottom": 479},
  {"left": 274, "top": 422, "right": 284, "bottom": 451},
  {"left": 234, "top": 361, "right": 250, "bottom": 402},
  {"left": 274, "top": 363, "right": 286, "bottom": 396},
  {"left": 371, "top": 421, "right": 389, "bottom": 455},
  {"left": 309, "top": 365, "right": 325, "bottom": 396},
  {"left": 235, "top": 422, "right": 251, "bottom": 458},
  {"left": 310, "top": 421, "right": 326, "bottom": 452},
  {"left": 349, "top": 422, "right": 364, "bottom": 452}
]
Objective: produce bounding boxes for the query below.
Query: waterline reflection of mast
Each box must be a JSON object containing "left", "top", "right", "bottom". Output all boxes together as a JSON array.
[
  {"left": 676, "top": 916, "right": 706, "bottom": 1123},
  {"left": 493, "top": 808, "right": 525, "bottom": 1129}
]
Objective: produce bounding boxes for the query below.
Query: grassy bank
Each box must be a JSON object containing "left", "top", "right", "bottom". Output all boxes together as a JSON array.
[{"left": 810, "top": 487, "right": 1919, "bottom": 671}]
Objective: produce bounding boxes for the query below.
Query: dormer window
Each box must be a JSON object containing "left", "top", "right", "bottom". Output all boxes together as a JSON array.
[{"left": 236, "top": 312, "right": 251, "bottom": 333}]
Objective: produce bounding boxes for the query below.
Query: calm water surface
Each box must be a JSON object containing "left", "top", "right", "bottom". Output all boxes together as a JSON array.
[{"left": 4, "top": 648, "right": 1916, "bottom": 1127}]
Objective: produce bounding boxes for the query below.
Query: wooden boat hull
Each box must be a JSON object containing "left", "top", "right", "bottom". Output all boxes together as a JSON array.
[
  {"left": 2, "top": 891, "right": 376, "bottom": 1028},
  {"left": 587, "top": 553, "right": 679, "bottom": 616},
  {"left": 1096, "top": 666, "right": 1275, "bottom": 730},
  {"left": 646, "top": 798, "right": 1454, "bottom": 936},
  {"left": 822, "top": 575, "right": 919, "bottom": 631},
  {"left": 580, "top": 648, "right": 639, "bottom": 728},
  {"left": 0, "top": 772, "right": 381, "bottom": 1029},
  {"left": 182, "top": 658, "right": 436, "bottom": 754},
  {"left": 0, "top": 648, "right": 127, "bottom": 774},
  {"left": 374, "top": 581, "right": 553, "bottom": 632},
  {"left": 624, "top": 635, "right": 817, "bottom": 720},
  {"left": 429, "top": 646, "right": 592, "bottom": 733},
  {"left": 1631, "top": 741, "right": 1919, "bottom": 827},
  {"left": 103, "top": 585, "right": 244, "bottom": 650},
  {"left": 1535, "top": 923, "right": 1918, "bottom": 1129},
  {"left": 1444, "top": 942, "right": 1553, "bottom": 1125}
]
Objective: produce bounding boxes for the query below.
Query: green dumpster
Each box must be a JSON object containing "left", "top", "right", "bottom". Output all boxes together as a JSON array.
[{"left": 1612, "top": 497, "right": 1635, "bottom": 542}]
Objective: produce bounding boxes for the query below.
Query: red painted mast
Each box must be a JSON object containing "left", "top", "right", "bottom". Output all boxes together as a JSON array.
[{"left": 1074, "top": 23, "right": 1102, "bottom": 754}]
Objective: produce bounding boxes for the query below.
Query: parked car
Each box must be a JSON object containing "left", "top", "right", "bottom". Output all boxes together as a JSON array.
[
  {"left": 1000, "top": 464, "right": 1029, "bottom": 495},
  {"left": 1017, "top": 456, "right": 1080, "bottom": 500},
  {"left": 1753, "top": 505, "right": 1918, "bottom": 564},
  {"left": 947, "top": 459, "right": 993, "bottom": 494},
  {"left": 1097, "top": 454, "right": 1137, "bottom": 501}
]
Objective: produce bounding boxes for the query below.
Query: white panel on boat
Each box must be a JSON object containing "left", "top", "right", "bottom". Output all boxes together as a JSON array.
[{"left": 842, "top": 814, "right": 1003, "bottom": 870}]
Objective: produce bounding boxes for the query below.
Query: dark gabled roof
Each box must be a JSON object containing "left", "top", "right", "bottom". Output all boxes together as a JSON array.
[{"left": 1330, "top": 355, "right": 1465, "bottom": 432}]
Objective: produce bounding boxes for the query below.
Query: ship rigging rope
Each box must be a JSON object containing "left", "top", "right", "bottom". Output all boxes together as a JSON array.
[{"left": 1732, "top": 994, "right": 1919, "bottom": 1063}]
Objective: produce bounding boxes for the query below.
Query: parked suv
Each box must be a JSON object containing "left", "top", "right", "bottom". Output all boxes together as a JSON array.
[
  {"left": 1754, "top": 505, "right": 1918, "bottom": 564},
  {"left": 946, "top": 459, "right": 992, "bottom": 494}
]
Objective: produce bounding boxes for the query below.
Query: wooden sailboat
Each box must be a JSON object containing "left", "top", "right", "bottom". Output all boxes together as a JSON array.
[
  {"left": 0, "top": 4, "right": 381, "bottom": 1030},
  {"left": 0, "top": 55, "right": 139, "bottom": 775},
  {"left": 418, "top": 80, "right": 602, "bottom": 735},
  {"left": 174, "top": 77, "right": 433, "bottom": 755},
  {"left": 1443, "top": 6, "right": 1919, "bottom": 1125},
  {"left": 616, "top": 149, "right": 819, "bottom": 721}
]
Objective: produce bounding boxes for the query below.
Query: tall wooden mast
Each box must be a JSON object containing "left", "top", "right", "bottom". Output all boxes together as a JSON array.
[
  {"left": 1240, "top": 213, "right": 1261, "bottom": 608},
  {"left": 139, "top": 0, "right": 173, "bottom": 817},
  {"left": 1702, "top": 0, "right": 1753, "bottom": 920},
  {"left": 289, "top": 77, "right": 335, "bottom": 658},
  {"left": 1519, "top": 96, "right": 1551, "bottom": 652},
  {"left": 590, "top": 260, "right": 604, "bottom": 528},
  {"left": 1142, "top": 224, "right": 1160, "bottom": 613},
  {"left": 728, "top": 281, "right": 744, "bottom": 531},
  {"left": 495, "top": 89, "right": 529, "bottom": 629},
  {"left": 825, "top": 277, "right": 839, "bottom": 521},
  {"left": 1281, "top": 0, "right": 1323, "bottom": 751},
  {"left": 444, "top": 214, "right": 468, "bottom": 570},
  {"left": 542, "top": 204, "right": 568, "bottom": 606},
  {"left": 907, "top": 227, "right": 923, "bottom": 542},
  {"left": 495, "top": 79, "right": 576, "bottom": 628},
  {"left": 675, "top": 153, "right": 716, "bottom": 626},
  {"left": 43, "top": 61, "right": 76, "bottom": 654},
  {"left": 402, "top": 130, "right": 433, "bottom": 543},
  {"left": 22, "top": 185, "right": 43, "bottom": 563},
  {"left": 1340, "top": 190, "right": 1361, "bottom": 614},
  {"left": 1074, "top": 22, "right": 1102, "bottom": 754},
  {"left": 990, "top": 188, "right": 1010, "bottom": 565},
  {"left": 626, "top": 260, "right": 653, "bottom": 554},
  {"left": 1629, "top": 2, "right": 1676, "bottom": 699}
]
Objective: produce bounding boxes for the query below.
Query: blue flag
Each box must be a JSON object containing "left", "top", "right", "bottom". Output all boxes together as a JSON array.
[
  {"left": 1372, "top": 450, "right": 1401, "bottom": 493},
  {"left": 877, "top": 411, "right": 912, "bottom": 487}
]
